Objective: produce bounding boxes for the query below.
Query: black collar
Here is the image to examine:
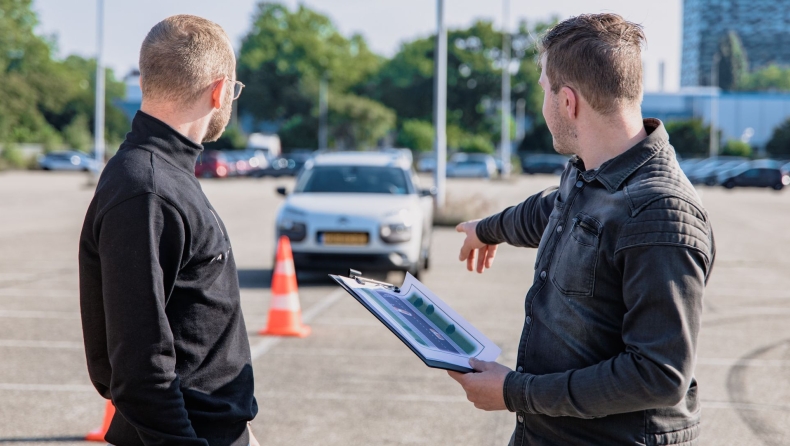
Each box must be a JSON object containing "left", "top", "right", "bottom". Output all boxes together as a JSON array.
[
  {"left": 573, "top": 118, "right": 669, "bottom": 193},
  {"left": 125, "top": 111, "right": 204, "bottom": 174}
]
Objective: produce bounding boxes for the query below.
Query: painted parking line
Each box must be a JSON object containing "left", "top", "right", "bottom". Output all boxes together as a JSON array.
[{"left": 250, "top": 289, "right": 346, "bottom": 360}]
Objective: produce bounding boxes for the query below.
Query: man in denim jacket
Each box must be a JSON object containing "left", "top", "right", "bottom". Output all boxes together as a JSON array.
[{"left": 448, "top": 14, "right": 715, "bottom": 446}]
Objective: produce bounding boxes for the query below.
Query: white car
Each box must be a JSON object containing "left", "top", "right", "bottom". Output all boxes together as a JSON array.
[
  {"left": 38, "top": 151, "right": 98, "bottom": 172},
  {"left": 274, "top": 151, "right": 435, "bottom": 277}
]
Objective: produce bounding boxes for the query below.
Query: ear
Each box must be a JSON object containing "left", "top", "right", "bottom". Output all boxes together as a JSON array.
[
  {"left": 560, "top": 86, "right": 578, "bottom": 120},
  {"left": 210, "top": 78, "right": 226, "bottom": 110}
]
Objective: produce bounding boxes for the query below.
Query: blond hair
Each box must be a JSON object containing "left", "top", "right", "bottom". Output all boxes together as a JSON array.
[
  {"left": 139, "top": 15, "right": 235, "bottom": 105},
  {"left": 539, "top": 14, "right": 646, "bottom": 115}
]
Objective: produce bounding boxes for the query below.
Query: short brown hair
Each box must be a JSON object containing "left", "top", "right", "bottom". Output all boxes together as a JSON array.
[
  {"left": 139, "top": 15, "right": 235, "bottom": 105},
  {"left": 539, "top": 14, "right": 646, "bottom": 115}
]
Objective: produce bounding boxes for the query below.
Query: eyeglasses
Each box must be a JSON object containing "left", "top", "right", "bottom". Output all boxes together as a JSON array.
[{"left": 226, "top": 77, "right": 245, "bottom": 100}]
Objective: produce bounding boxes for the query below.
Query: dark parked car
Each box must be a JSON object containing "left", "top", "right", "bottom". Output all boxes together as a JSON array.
[
  {"left": 686, "top": 156, "right": 748, "bottom": 185},
  {"left": 718, "top": 160, "right": 790, "bottom": 190},
  {"left": 521, "top": 154, "right": 569, "bottom": 175},
  {"left": 194, "top": 150, "right": 230, "bottom": 178}
]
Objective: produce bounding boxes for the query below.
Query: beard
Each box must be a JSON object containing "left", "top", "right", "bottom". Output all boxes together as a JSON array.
[
  {"left": 549, "top": 97, "right": 578, "bottom": 156},
  {"left": 202, "top": 87, "right": 233, "bottom": 143}
]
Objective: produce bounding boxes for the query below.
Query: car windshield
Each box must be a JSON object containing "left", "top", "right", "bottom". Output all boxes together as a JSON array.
[{"left": 295, "top": 165, "right": 412, "bottom": 195}]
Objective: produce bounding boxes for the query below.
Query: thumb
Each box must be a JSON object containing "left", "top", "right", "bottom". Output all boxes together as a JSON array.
[
  {"left": 455, "top": 222, "right": 467, "bottom": 233},
  {"left": 469, "top": 357, "right": 487, "bottom": 372}
]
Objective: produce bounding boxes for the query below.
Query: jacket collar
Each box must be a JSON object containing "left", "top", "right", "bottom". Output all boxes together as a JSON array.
[
  {"left": 573, "top": 118, "right": 669, "bottom": 193},
  {"left": 125, "top": 111, "right": 204, "bottom": 174}
]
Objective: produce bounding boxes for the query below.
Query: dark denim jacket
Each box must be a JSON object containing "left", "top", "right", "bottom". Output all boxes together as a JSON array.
[{"left": 477, "top": 119, "right": 715, "bottom": 446}]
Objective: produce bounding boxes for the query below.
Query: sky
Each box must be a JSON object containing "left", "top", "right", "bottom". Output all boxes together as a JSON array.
[{"left": 32, "top": 0, "right": 683, "bottom": 92}]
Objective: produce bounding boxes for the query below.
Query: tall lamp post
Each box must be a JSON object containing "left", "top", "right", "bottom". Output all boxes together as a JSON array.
[
  {"left": 500, "top": 0, "right": 511, "bottom": 178},
  {"left": 433, "top": 0, "right": 447, "bottom": 209},
  {"left": 709, "top": 53, "right": 720, "bottom": 158},
  {"left": 94, "top": 0, "right": 106, "bottom": 174}
]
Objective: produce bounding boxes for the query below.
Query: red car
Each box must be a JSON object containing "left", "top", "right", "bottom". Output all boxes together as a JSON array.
[{"left": 195, "top": 150, "right": 230, "bottom": 178}]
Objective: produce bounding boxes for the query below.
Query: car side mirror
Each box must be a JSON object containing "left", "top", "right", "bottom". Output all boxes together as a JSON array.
[
  {"left": 420, "top": 187, "right": 438, "bottom": 197},
  {"left": 276, "top": 186, "right": 288, "bottom": 196}
]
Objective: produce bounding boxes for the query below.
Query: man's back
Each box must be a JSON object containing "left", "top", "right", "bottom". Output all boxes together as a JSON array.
[{"left": 79, "top": 111, "right": 257, "bottom": 446}]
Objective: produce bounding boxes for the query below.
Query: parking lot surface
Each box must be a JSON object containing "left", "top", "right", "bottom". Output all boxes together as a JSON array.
[{"left": 0, "top": 171, "right": 788, "bottom": 445}]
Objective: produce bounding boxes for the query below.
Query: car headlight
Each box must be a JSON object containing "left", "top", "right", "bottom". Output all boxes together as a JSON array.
[
  {"left": 277, "top": 219, "right": 307, "bottom": 242},
  {"left": 380, "top": 222, "right": 412, "bottom": 243}
]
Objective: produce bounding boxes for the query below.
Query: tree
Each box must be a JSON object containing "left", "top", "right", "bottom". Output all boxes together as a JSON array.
[
  {"left": 396, "top": 119, "right": 434, "bottom": 152},
  {"left": 721, "top": 139, "right": 752, "bottom": 157},
  {"left": 458, "top": 135, "right": 495, "bottom": 154},
  {"left": 766, "top": 118, "right": 790, "bottom": 157},
  {"left": 716, "top": 31, "right": 748, "bottom": 91},
  {"left": 237, "top": 3, "right": 392, "bottom": 149},
  {"left": 517, "top": 122, "right": 554, "bottom": 154},
  {"left": 739, "top": 64, "right": 790, "bottom": 92},
  {"left": 665, "top": 119, "right": 711, "bottom": 158},
  {"left": 363, "top": 19, "right": 553, "bottom": 144}
]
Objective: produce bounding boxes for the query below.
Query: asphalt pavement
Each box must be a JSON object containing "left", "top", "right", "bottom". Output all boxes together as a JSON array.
[{"left": 0, "top": 170, "right": 788, "bottom": 445}]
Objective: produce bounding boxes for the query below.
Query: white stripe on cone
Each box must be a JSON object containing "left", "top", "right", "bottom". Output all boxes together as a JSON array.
[
  {"left": 270, "top": 292, "right": 301, "bottom": 311},
  {"left": 274, "top": 260, "right": 296, "bottom": 276}
]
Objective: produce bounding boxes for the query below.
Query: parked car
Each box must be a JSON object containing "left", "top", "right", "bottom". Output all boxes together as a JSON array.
[
  {"left": 253, "top": 151, "right": 312, "bottom": 177},
  {"left": 781, "top": 161, "right": 790, "bottom": 174},
  {"left": 521, "top": 154, "right": 569, "bottom": 175},
  {"left": 274, "top": 151, "right": 435, "bottom": 277},
  {"left": 38, "top": 151, "right": 98, "bottom": 172},
  {"left": 717, "top": 160, "right": 790, "bottom": 190},
  {"left": 224, "top": 151, "right": 254, "bottom": 177},
  {"left": 194, "top": 150, "right": 230, "bottom": 178},
  {"left": 416, "top": 152, "right": 437, "bottom": 173},
  {"left": 686, "top": 156, "right": 748, "bottom": 185},
  {"left": 446, "top": 153, "right": 497, "bottom": 178}
]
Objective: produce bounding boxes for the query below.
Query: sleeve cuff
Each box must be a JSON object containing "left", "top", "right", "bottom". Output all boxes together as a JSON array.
[
  {"left": 504, "top": 371, "right": 536, "bottom": 414},
  {"left": 475, "top": 215, "right": 501, "bottom": 245}
]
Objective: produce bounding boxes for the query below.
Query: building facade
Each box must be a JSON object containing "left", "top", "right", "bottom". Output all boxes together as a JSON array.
[{"left": 681, "top": 0, "right": 790, "bottom": 87}]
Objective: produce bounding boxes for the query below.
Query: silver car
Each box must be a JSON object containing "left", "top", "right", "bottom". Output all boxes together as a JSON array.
[{"left": 38, "top": 151, "right": 98, "bottom": 172}]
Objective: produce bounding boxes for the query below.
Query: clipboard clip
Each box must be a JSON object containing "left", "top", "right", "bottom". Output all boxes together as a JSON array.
[{"left": 349, "top": 269, "right": 400, "bottom": 293}]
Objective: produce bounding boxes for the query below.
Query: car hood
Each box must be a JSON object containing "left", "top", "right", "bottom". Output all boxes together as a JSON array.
[{"left": 283, "top": 193, "right": 420, "bottom": 218}]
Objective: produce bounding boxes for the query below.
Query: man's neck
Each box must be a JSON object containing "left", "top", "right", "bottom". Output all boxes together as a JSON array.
[
  {"left": 575, "top": 111, "right": 647, "bottom": 171},
  {"left": 140, "top": 102, "right": 208, "bottom": 145}
]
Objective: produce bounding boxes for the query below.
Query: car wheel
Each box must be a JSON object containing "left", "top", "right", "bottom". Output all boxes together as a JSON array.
[
  {"left": 772, "top": 183, "right": 784, "bottom": 191},
  {"left": 724, "top": 180, "right": 736, "bottom": 189}
]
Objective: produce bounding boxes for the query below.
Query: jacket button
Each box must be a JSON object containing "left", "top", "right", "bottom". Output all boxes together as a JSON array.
[
  {"left": 556, "top": 225, "right": 563, "bottom": 233},
  {"left": 526, "top": 316, "right": 532, "bottom": 325},
  {"left": 517, "top": 414, "right": 524, "bottom": 423},
  {"left": 539, "top": 270, "right": 547, "bottom": 280},
  {"left": 575, "top": 180, "right": 584, "bottom": 188},
  {"left": 517, "top": 366, "right": 524, "bottom": 372}
]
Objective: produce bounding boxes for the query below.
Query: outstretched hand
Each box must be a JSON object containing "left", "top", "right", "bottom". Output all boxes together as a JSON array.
[
  {"left": 447, "top": 358, "right": 511, "bottom": 411},
  {"left": 456, "top": 220, "right": 498, "bottom": 273}
]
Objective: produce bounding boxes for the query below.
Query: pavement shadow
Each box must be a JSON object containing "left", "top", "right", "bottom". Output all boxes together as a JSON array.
[
  {"left": 236, "top": 269, "right": 339, "bottom": 289},
  {"left": 0, "top": 437, "right": 85, "bottom": 443}
]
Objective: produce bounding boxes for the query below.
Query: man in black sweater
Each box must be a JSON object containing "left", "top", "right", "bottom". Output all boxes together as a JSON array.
[{"left": 78, "top": 15, "right": 258, "bottom": 446}]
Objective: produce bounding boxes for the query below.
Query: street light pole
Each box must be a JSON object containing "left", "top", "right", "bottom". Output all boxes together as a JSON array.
[
  {"left": 94, "top": 0, "right": 105, "bottom": 174},
  {"left": 433, "top": 0, "right": 447, "bottom": 208},
  {"left": 500, "top": 0, "right": 512, "bottom": 179},
  {"left": 319, "top": 74, "right": 328, "bottom": 150},
  {"left": 710, "top": 53, "right": 720, "bottom": 158}
]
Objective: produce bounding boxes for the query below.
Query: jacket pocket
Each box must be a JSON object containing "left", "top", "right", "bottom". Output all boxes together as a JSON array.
[
  {"left": 534, "top": 199, "right": 564, "bottom": 270},
  {"left": 551, "top": 212, "right": 601, "bottom": 297}
]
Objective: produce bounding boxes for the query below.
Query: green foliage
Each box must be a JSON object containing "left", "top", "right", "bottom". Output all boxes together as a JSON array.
[
  {"left": 665, "top": 119, "right": 711, "bottom": 157},
  {"left": 766, "top": 118, "right": 790, "bottom": 157},
  {"left": 0, "top": 0, "right": 129, "bottom": 147},
  {"left": 721, "top": 139, "right": 752, "bottom": 157},
  {"left": 739, "top": 64, "right": 790, "bottom": 92},
  {"left": 0, "top": 145, "right": 27, "bottom": 169},
  {"left": 396, "top": 119, "right": 434, "bottom": 152},
  {"left": 716, "top": 31, "right": 748, "bottom": 91},
  {"left": 62, "top": 114, "right": 92, "bottom": 152},
  {"left": 458, "top": 134, "right": 495, "bottom": 154},
  {"left": 517, "top": 122, "right": 554, "bottom": 154},
  {"left": 204, "top": 126, "right": 248, "bottom": 150},
  {"left": 238, "top": 3, "right": 387, "bottom": 149}
]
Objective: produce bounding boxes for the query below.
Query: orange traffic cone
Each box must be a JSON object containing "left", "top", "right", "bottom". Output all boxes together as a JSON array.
[
  {"left": 85, "top": 400, "right": 115, "bottom": 442},
  {"left": 259, "top": 236, "right": 311, "bottom": 337}
]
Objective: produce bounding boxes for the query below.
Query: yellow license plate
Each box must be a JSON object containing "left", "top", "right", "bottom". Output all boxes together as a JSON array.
[{"left": 322, "top": 232, "right": 369, "bottom": 245}]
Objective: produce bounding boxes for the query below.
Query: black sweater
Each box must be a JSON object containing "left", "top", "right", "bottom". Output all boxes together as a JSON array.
[{"left": 79, "top": 111, "right": 257, "bottom": 446}]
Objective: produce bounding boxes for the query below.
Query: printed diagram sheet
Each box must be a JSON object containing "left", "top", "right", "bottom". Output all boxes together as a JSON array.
[{"left": 331, "top": 273, "right": 501, "bottom": 372}]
